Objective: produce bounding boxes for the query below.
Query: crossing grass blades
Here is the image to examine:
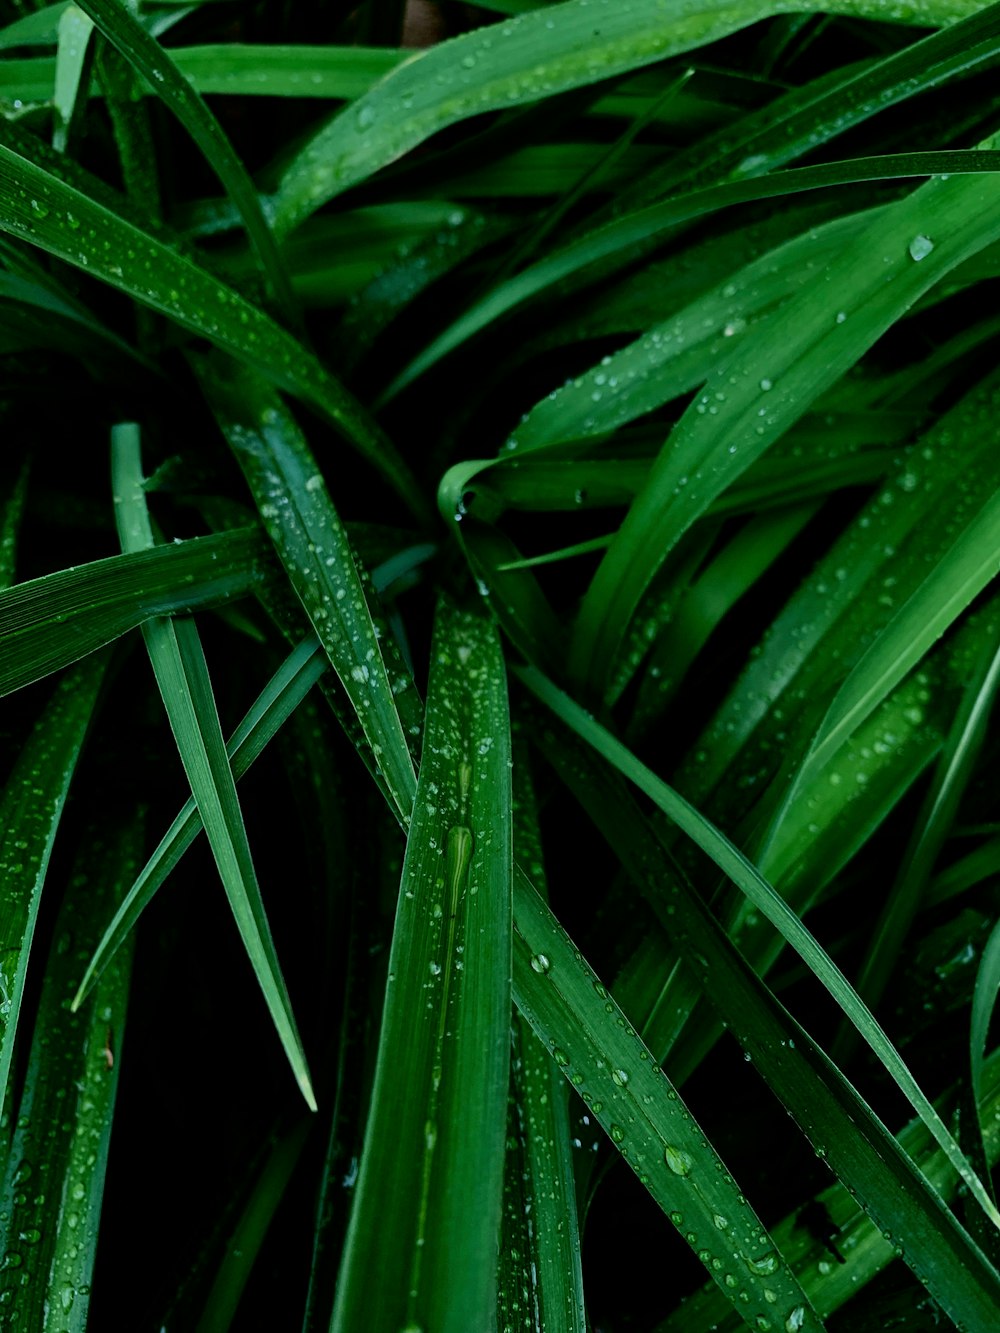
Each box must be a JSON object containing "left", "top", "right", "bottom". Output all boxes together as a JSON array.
[{"left": 1, "top": 0, "right": 1000, "bottom": 1328}]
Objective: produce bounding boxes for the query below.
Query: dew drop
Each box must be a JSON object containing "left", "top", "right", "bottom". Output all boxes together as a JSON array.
[
  {"left": 664, "top": 1145, "right": 693, "bottom": 1177},
  {"left": 908, "top": 234, "right": 934, "bottom": 262},
  {"left": 529, "top": 954, "right": 550, "bottom": 975}
]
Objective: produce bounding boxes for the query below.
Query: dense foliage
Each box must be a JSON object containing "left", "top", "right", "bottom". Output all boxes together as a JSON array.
[{"left": 1, "top": 0, "right": 999, "bottom": 1329}]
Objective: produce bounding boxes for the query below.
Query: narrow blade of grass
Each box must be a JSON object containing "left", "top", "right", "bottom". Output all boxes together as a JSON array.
[
  {"left": 195, "top": 1120, "right": 310, "bottom": 1333},
  {"left": 0, "top": 655, "right": 105, "bottom": 1130},
  {"left": 191, "top": 353, "right": 419, "bottom": 823},
  {"left": 571, "top": 158, "right": 1000, "bottom": 698},
  {"left": 843, "top": 621, "right": 1000, "bottom": 1041},
  {"left": 386, "top": 150, "right": 1000, "bottom": 400},
  {"left": 660, "top": 1048, "right": 1000, "bottom": 1330},
  {"left": 0, "top": 455, "right": 28, "bottom": 589},
  {"left": 52, "top": 2, "right": 93, "bottom": 153},
  {"left": 71, "top": 636, "right": 326, "bottom": 1010},
  {"left": 111, "top": 422, "right": 316, "bottom": 1111},
  {"left": 673, "top": 369, "right": 1000, "bottom": 817},
  {"left": 802, "top": 490, "right": 1000, "bottom": 779},
  {"left": 0, "top": 818, "right": 140, "bottom": 1331},
  {"left": 506, "top": 207, "right": 877, "bottom": 454},
  {"left": 332, "top": 600, "right": 512, "bottom": 1333}
]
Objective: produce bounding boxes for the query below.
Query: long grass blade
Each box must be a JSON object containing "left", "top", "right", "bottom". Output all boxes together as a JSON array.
[
  {"left": 661, "top": 1048, "right": 1000, "bottom": 1330},
  {"left": 0, "top": 655, "right": 105, "bottom": 1131},
  {"left": 52, "top": 2, "right": 93, "bottom": 153},
  {"left": 802, "top": 491, "right": 1000, "bottom": 779},
  {"left": 502, "top": 750, "right": 586, "bottom": 1333},
  {"left": 571, "top": 156, "right": 1000, "bottom": 697},
  {"left": 527, "top": 731, "right": 1000, "bottom": 1330},
  {"left": 843, "top": 621, "right": 1000, "bottom": 1039},
  {"left": 192, "top": 353, "right": 419, "bottom": 823},
  {"left": 331, "top": 600, "right": 511, "bottom": 1333},
  {"left": 195, "top": 1120, "right": 310, "bottom": 1333},
  {"left": 386, "top": 150, "right": 1000, "bottom": 399},
  {"left": 111, "top": 422, "right": 316, "bottom": 1111},
  {"left": 71, "top": 636, "right": 326, "bottom": 1010},
  {"left": 0, "top": 819, "right": 140, "bottom": 1331}
]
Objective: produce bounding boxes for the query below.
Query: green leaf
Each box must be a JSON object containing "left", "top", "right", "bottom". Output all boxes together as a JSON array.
[
  {"left": 0, "top": 818, "right": 140, "bottom": 1331},
  {"left": 386, "top": 150, "right": 1000, "bottom": 400},
  {"left": 111, "top": 422, "right": 316, "bottom": 1111},
  {"left": 191, "top": 353, "right": 420, "bottom": 824},
  {"left": 0, "top": 456, "right": 28, "bottom": 591},
  {"left": 672, "top": 369, "right": 1000, "bottom": 817},
  {"left": 0, "top": 655, "right": 105, "bottom": 1131},
  {"left": 167, "top": 44, "right": 405, "bottom": 99},
  {"left": 52, "top": 3, "right": 94, "bottom": 153},
  {"left": 0, "top": 3, "right": 71, "bottom": 50},
  {"left": 195, "top": 1120, "right": 310, "bottom": 1333},
  {"left": 332, "top": 600, "right": 512, "bottom": 1333},
  {"left": 661, "top": 1048, "right": 1000, "bottom": 1330},
  {"left": 845, "top": 620, "right": 1000, "bottom": 1033},
  {"left": 506, "top": 207, "right": 877, "bottom": 453},
  {"left": 0, "top": 526, "right": 271, "bottom": 698}
]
